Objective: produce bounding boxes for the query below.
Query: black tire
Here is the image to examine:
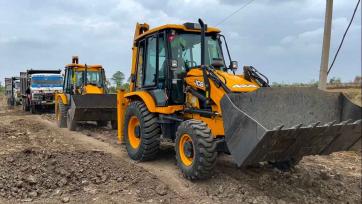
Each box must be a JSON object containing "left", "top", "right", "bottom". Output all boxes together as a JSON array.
[
  {"left": 123, "top": 101, "right": 161, "bottom": 161},
  {"left": 111, "top": 120, "right": 117, "bottom": 130},
  {"left": 67, "top": 110, "right": 77, "bottom": 131},
  {"left": 97, "top": 121, "right": 108, "bottom": 127},
  {"left": 23, "top": 99, "right": 30, "bottom": 111},
  {"left": 30, "top": 104, "right": 36, "bottom": 114},
  {"left": 57, "top": 100, "right": 68, "bottom": 128},
  {"left": 175, "top": 120, "right": 217, "bottom": 180}
]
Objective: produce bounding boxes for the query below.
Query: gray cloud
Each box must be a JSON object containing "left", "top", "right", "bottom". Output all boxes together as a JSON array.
[{"left": 0, "top": 0, "right": 360, "bottom": 84}]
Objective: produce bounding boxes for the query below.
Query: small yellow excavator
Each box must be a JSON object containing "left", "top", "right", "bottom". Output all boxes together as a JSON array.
[
  {"left": 116, "top": 19, "right": 361, "bottom": 180},
  {"left": 55, "top": 56, "right": 117, "bottom": 131}
]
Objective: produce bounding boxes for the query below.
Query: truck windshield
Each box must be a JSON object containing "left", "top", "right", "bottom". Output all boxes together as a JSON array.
[
  {"left": 31, "top": 76, "right": 63, "bottom": 87},
  {"left": 170, "top": 33, "right": 225, "bottom": 70},
  {"left": 75, "top": 71, "right": 103, "bottom": 87}
]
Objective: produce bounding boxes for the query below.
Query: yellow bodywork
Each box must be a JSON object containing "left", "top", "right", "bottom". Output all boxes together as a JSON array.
[
  {"left": 55, "top": 62, "right": 106, "bottom": 117},
  {"left": 117, "top": 22, "right": 260, "bottom": 142}
]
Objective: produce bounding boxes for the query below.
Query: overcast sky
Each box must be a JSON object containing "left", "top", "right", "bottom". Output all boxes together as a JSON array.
[{"left": 0, "top": 0, "right": 361, "bottom": 84}]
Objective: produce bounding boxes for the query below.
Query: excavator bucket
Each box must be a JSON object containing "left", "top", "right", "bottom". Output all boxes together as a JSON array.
[
  {"left": 68, "top": 94, "right": 117, "bottom": 122},
  {"left": 220, "top": 87, "right": 361, "bottom": 167}
]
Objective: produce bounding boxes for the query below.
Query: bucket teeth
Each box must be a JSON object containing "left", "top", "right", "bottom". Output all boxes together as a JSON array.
[{"left": 273, "top": 125, "right": 284, "bottom": 131}]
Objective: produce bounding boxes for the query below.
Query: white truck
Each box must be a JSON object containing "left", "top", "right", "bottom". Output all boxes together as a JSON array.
[
  {"left": 5, "top": 77, "right": 21, "bottom": 106},
  {"left": 20, "top": 69, "right": 63, "bottom": 113}
]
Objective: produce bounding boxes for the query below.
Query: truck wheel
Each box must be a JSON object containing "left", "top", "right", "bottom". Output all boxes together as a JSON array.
[
  {"left": 97, "top": 121, "right": 108, "bottom": 127},
  {"left": 57, "top": 100, "right": 68, "bottom": 128},
  {"left": 67, "top": 110, "right": 77, "bottom": 131},
  {"left": 111, "top": 120, "right": 117, "bottom": 130},
  {"left": 175, "top": 120, "right": 217, "bottom": 180},
  {"left": 30, "top": 104, "right": 36, "bottom": 114},
  {"left": 123, "top": 101, "right": 161, "bottom": 161},
  {"left": 23, "top": 99, "right": 30, "bottom": 111}
]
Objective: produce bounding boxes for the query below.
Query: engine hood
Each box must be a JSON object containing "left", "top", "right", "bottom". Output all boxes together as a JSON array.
[
  {"left": 185, "top": 68, "right": 260, "bottom": 93},
  {"left": 214, "top": 70, "right": 260, "bottom": 92}
]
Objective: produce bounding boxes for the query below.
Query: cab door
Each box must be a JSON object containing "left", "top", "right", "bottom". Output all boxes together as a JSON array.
[{"left": 134, "top": 32, "right": 168, "bottom": 106}]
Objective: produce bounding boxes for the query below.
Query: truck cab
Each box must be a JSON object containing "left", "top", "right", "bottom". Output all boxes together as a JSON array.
[{"left": 21, "top": 69, "right": 63, "bottom": 113}]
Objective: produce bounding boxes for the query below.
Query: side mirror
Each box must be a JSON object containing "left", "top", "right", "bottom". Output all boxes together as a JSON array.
[{"left": 230, "top": 61, "right": 238, "bottom": 70}]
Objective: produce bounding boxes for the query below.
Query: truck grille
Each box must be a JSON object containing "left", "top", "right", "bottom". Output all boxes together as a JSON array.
[{"left": 45, "top": 93, "right": 54, "bottom": 101}]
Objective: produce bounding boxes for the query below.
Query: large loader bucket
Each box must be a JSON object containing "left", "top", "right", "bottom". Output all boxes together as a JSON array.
[
  {"left": 220, "top": 87, "right": 361, "bottom": 167},
  {"left": 68, "top": 94, "right": 117, "bottom": 122}
]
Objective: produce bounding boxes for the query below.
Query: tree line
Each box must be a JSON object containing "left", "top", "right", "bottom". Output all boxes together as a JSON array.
[{"left": 108, "top": 71, "right": 130, "bottom": 93}]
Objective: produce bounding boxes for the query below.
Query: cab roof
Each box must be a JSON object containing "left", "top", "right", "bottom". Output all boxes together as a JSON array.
[
  {"left": 65, "top": 64, "right": 103, "bottom": 69},
  {"left": 135, "top": 24, "right": 221, "bottom": 41}
]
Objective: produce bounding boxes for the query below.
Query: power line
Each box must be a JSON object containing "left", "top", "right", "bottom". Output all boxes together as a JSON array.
[
  {"left": 215, "top": 0, "right": 256, "bottom": 26},
  {"left": 327, "top": 0, "right": 360, "bottom": 74}
]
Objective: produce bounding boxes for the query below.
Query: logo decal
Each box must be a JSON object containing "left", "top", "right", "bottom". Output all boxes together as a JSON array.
[
  {"left": 232, "top": 84, "right": 257, "bottom": 88},
  {"left": 195, "top": 80, "right": 204, "bottom": 88}
]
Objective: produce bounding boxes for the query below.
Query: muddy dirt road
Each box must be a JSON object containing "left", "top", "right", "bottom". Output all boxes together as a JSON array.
[{"left": 0, "top": 94, "right": 361, "bottom": 204}]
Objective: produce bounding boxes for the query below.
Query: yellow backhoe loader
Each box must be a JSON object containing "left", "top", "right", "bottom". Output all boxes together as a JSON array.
[
  {"left": 55, "top": 56, "right": 117, "bottom": 131},
  {"left": 117, "top": 19, "right": 361, "bottom": 180}
]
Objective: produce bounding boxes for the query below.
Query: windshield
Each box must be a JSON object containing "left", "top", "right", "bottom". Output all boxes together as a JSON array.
[
  {"left": 14, "top": 81, "right": 20, "bottom": 89},
  {"left": 170, "top": 33, "right": 225, "bottom": 70},
  {"left": 75, "top": 71, "right": 103, "bottom": 87},
  {"left": 31, "top": 76, "right": 63, "bottom": 87}
]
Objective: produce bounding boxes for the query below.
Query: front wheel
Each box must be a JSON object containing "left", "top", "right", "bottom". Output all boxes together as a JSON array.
[
  {"left": 123, "top": 101, "right": 161, "bottom": 161},
  {"left": 30, "top": 104, "right": 36, "bottom": 114},
  {"left": 175, "top": 120, "right": 217, "bottom": 180}
]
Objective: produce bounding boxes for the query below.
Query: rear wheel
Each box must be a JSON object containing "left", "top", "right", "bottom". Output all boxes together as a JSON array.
[
  {"left": 175, "top": 120, "right": 217, "bottom": 180},
  {"left": 56, "top": 100, "right": 68, "bottom": 128},
  {"left": 67, "top": 110, "right": 77, "bottom": 131},
  {"left": 123, "top": 101, "right": 161, "bottom": 161}
]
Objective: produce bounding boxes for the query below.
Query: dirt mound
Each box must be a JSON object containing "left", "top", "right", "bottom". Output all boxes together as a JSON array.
[{"left": 0, "top": 148, "right": 181, "bottom": 203}]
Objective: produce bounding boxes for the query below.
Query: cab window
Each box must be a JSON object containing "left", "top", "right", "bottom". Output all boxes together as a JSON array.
[{"left": 143, "top": 36, "right": 157, "bottom": 86}]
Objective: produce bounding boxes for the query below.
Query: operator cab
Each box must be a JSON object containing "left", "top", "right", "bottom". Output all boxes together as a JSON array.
[
  {"left": 132, "top": 22, "right": 235, "bottom": 106},
  {"left": 62, "top": 56, "right": 107, "bottom": 95}
]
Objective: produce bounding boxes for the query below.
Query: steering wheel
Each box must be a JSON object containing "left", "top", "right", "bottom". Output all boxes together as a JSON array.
[{"left": 185, "top": 60, "right": 198, "bottom": 68}]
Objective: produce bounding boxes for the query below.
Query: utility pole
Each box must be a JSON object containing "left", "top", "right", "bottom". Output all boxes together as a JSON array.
[{"left": 318, "top": 0, "right": 333, "bottom": 90}]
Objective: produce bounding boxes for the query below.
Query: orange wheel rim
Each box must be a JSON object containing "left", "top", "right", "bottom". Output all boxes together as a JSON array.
[
  {"left": 128, "top": 116, "right": 141, "bottom": 149},
  {"left": 179, "top": 134, "right": 194, "bottom": 166}
]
